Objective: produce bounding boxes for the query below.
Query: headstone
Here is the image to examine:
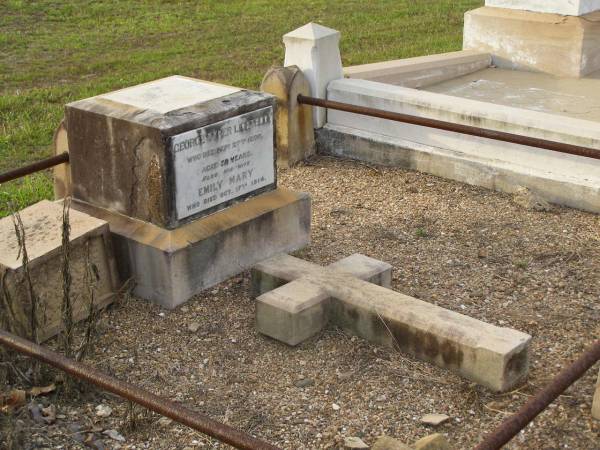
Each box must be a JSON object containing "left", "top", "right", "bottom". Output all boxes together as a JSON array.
[
  {"left": 283, "top": 23, "right": 343, "bottom": 128},
  {"left": 252, "top": 254, "right": 531, "bottom": 392},
  {"left": 64, "top": 76, "right": 311, "bottom": 308},
  {"left": 0, "top": 200, "right": 118, "bottom": 342}
]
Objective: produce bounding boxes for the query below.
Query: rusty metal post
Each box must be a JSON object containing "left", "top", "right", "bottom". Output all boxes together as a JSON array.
[
  {"left": 297, "top": 95, "right": 600, "bottom": 161},
  {"left": 475, "top": 339, "right": 600, "bottom": 450},
  {"left": 0, "top": 329, "right": 281, "bottom": 450},
  {"left": 0, "top": 153, "right": 70, "bottom": 184}
]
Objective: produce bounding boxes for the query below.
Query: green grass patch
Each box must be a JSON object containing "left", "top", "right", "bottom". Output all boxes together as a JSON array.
[{"left": 0, "top": 0, "right": 483, "bottom": 211}]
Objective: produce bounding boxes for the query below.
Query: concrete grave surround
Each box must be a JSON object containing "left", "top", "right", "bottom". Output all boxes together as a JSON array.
[
  {"left": 486, "top": 0, "right": 600, "bottom": 16},
  {"left": 319, "top": 77, "right": 600, "bottom": 214},
  {"left": 253, "top": 254, "right": 531, "bottom": 392},
  {"left": 283, "top": 23, "right": 343, "bottom": 128},
  {"left": 0, "top": 200, "right": 118, "bottom": 341},
  {"left": 463, "top": 7, "right": 600, "bottom": 77}
]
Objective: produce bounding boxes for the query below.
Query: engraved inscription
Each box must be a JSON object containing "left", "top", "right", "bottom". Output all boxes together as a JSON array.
[{"left": 171, "top": 107, "right": 275, "bottom": 220}]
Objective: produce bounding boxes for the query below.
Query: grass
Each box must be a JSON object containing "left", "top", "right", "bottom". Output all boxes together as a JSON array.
[{"left": 0, "top": 0, "right": 483, "bottom": 217}]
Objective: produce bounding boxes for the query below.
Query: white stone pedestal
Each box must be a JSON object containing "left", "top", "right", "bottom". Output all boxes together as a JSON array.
[
  {"left": 486, "top": 0, "right": 600, "bottom": 16},
  {"left": 283, "top": 23, "right": 343, "bottom": 128},
  {"left": 464, "top": 7, "right": 600, "bottom": 77}
]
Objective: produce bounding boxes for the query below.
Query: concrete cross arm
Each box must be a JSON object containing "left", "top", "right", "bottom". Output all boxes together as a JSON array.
[{"left": 252, "top": 253, "right": 532, "bottom": 392}]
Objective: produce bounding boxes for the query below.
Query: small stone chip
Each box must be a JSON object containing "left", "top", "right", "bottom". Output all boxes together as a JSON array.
[
  {"left": 294, "top": 378, "right": 315, "bottom": 388},
  {"left": 372, "top": 436, "right": 412, "bottom": 450},
  {"left": 421, "top": 414, "right": 450, "bottom": 426},
  {"left": 188, "top": 322, "right": 201, "bottom": 333},
  {"left": 95, "top": 404, "right": 112, "bottom": 418},
  {"left": 344, "top": 436, "right": 369, "bottom": 449},
  {"left": 414, "top": 433, "right": 451, "bottom": 450}
]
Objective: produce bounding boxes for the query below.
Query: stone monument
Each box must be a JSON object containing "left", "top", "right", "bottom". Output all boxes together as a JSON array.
[
  {"left": 62, "top": 75, "right": 310, "bottom": 308},
  {"left": 464, "top": 1, "right": 600, "bottom": 77}
]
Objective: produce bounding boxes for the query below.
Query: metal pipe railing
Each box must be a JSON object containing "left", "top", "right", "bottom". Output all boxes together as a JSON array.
[
  {"left": 298, "top": 94, "right": 600, "bottom": 161},
  {"left": 475, "top": 339, "right": 600, "bottom": 450},
  {"left": 0, "top": 329, "right": 281, "bottom": 450},
  {"left": 0, "top": 152, "right": 69, "bottom": 184}
]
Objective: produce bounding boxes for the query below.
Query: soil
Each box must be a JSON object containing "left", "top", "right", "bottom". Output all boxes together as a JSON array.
[{"left": 2, "top": 156, "right": 600, "bottom": 449}]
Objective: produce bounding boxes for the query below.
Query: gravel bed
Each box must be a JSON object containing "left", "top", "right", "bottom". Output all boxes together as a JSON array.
[{"left": 4, "top": 156, "right": 600, "bottom": 449}]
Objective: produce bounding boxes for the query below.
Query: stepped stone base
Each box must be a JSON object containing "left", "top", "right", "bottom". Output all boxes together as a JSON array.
[{"left": 73, "top": 188, "right": 311, "bottom": 309}]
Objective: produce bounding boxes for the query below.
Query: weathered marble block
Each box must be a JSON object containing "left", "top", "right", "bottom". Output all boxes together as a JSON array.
[
  {"left": 65, "top": 76, "right": 277, "bottom": 229},
  {"left": 0, "top": 200, "right": 118, "bottom": 342}
]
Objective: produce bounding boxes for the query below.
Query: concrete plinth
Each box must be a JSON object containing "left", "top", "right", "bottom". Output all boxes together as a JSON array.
[
  {"left": 0, "top": 200, "right": 118, "bottom": 342},
  {"left": 253, "top": 254, "right": 531, "bottom": 392},
  {"left": 74, "top": 189, "right": 310, "bottom": 309},
  {"left": 464, "top": 7, "right": 600, "bottom": 78}
]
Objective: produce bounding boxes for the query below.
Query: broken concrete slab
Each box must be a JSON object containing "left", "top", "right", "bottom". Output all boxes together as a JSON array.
[
  {"left": 0, "top": 200, "right": 118, "bottom": 342},
  {"left": 253, "top": 254, "right": 531, "bottom": 392}
]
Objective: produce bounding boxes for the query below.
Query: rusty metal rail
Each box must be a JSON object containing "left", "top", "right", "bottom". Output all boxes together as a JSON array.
[
  {"left": 297, "top": 94, "right": 600, "bottom": 161},
  {"left": 0, "top": 329, "right": 281, "bottom": 450},
  {"left": 475, "top": 339, "right": 600, "bottom": 450},
  {"left": 0, "top": 152, "right": 69, "bottom": 184}
]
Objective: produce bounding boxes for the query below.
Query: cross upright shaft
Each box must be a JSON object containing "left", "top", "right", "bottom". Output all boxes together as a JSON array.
[{"left": 252, "top": 253, "right": 531, "bottom": 392}]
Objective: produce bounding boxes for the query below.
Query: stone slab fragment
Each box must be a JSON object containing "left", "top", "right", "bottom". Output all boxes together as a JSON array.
[
  {"left": 254, "top": 254, "right": 531, "bottom": 392},
  {"left": 344, "top": 50, "right": 491, "bottom": 89},
  {"left": 66, "top": 76, "right": 276, "bottom": 229},
  {"left": 283, "top": 23, "right": 343, "bottom": 128},
  {"left": 0, "top": 200, "right": 118, "bottom": 341},
  {"left": 464, "top": 7, "right": 600, "bottom": 77},
  {"left": 322, "top": 78, "right": 600, "bottom": 214},
  {"left": 74, "top": 188, "right": 310, "bottom": 309},
  {"left": 486, "top": 0, "right": 600, "bottom": 16},
  {"left": 260, "top": 66, "right": 315, "bottom": 167}
]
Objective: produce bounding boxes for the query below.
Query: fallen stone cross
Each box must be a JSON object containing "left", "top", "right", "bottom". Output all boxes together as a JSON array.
[{"left": 252, "top": 253, "right": 532, "bottom": 392}]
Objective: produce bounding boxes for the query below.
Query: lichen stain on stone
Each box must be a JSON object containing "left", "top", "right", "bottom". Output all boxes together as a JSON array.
[
  {"left": 369, "top": 313, "right": 465, "bottom": 368},
  {"left": 505, "top": 348, "right": 528, "bottom": 379},
  {"left": 147, "top": 154, "right": 163, "bottom": 224}
]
